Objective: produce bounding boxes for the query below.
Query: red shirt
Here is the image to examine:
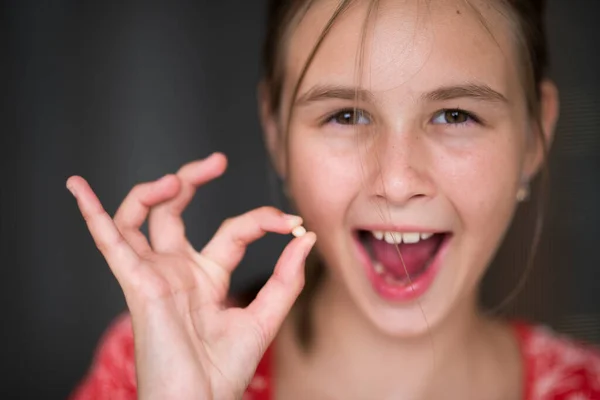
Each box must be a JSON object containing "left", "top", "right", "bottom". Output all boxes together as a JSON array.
[{"left": 70, "top": 314, "right": 600, "bottom": 400}]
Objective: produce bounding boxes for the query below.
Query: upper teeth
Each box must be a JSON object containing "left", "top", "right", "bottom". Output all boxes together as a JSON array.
[{"left": 372, "top": 231, "right": 433, "bottom": 244}]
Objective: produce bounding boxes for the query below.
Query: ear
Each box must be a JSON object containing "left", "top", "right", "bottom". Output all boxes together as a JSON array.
[
  {"left": 258, "top": 80, "right": 287, "bottom": 179},
  {"left": 523, "top": 79, "right": 560, "bottom": 179}
]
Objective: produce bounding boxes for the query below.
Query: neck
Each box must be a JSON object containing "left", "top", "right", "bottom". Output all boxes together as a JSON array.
[{"left": 278, "top": 274, "right": 521, "bottom": 400}]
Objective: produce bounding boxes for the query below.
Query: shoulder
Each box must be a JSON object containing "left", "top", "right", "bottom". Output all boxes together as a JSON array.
[
  {"left": 514, "top": 322, "right": 600, "bottom": 400},
  {"left": 69, "top": 313, "right": 137, "bottom": 400}
]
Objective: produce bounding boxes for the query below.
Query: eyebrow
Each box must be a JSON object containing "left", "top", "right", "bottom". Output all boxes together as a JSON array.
[
  {"left": 422, "top": 83, "right": 509, "bottom": 104},
  {"left": 295, "top": 85, "right": 375, "bottom": 106},
  {"left": 295, "top": 83, "right": 508, "bottom": 106}
]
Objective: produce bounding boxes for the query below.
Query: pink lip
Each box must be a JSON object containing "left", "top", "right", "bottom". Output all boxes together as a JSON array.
[{"left": 352, "top": 231, "right": 451, "bottom": 302}]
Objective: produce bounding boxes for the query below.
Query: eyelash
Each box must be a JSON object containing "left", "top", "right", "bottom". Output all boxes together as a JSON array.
[{"left": 322, "top": 108, "right": 481, "bottom": 127}]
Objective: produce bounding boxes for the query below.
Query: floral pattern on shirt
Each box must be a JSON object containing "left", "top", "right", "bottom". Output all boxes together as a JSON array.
[{"left": 71, "top": 315, "right": 600, "bottom": 400}]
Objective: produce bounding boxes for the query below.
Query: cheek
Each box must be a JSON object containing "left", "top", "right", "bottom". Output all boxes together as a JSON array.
[
  {"left": 285, "top": 132, "right": 362, "bottom": 232},
  {"left": 441, "top": 133, "right": 522, "bottom": 247}
]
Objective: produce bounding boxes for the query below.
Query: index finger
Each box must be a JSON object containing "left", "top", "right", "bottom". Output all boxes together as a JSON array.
[
  {"left": 67, "top": 176, "right": 141, "bottom": 286},
  {"left": 201, "top": 206, "right": 303, "bottom": 273}
]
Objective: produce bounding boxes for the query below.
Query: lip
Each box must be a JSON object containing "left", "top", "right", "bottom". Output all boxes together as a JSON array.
[
  {"left": 354, "top": 225, "right": 445, "bottom": 234},
  {"left": 352, "top": 230, "right": 452, "bottom": 302}
]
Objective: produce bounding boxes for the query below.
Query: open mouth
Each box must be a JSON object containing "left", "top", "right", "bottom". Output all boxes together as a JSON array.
[{"left": 354, "top": 229, "right": 451, "bottom": 300}]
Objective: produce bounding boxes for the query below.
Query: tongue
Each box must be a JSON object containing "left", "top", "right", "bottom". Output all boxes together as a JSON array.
[{"left": 370, "top": 235, "right": 440, "bottom": 279}]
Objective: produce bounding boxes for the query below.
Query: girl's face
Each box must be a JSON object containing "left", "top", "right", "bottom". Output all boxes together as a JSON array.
[{"left": 263, "top": 0, "right": 557, "bottom": 337}]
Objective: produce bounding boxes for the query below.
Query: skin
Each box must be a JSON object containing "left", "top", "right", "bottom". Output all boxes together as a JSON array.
[
  {"left": 261, "top": 0, "right": 559, "bottom": 398},
  {"left": 67, "top": 155, "right": 317, "bottom": 400},
  {"left": 68, "top": 0, "right": 559, "bottom": 399}
]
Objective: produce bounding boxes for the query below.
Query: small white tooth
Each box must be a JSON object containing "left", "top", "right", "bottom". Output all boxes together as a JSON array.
[
  {"left": 373, "top": 262, "right": 385, "bottom": 275},
  {"left": 420, "top": 232, "right": 433, "bottom": 240},
  {"left": 372, "top": 231, "right": 384, "bottom": 240},
  {"left": 402, "top": 232, "right": 420, "bottom": 244},
  {"left": 292, "top": 226, "right": 306, "bottom": 238},
  {"left": 392, "top": 232, "right": 403, "bottom": 244},
  {"left": 384, "top": 232, "right": 395, "bottom": 244}
]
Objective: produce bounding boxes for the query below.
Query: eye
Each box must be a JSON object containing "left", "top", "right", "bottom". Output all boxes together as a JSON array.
[
  {"left": 325, "top": 109, "right": 372, "bottom": 126},
  {"left": 431, "top": 109, "right": 478, "bottom": 125}
]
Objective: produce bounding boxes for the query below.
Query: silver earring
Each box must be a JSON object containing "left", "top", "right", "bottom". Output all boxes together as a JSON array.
[{"left": 516, "top": 182, "right": 530, "bottom": 202}]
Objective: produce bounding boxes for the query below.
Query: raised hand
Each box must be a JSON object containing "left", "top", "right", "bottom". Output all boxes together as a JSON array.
[{"left": 67, "top": 153, "right": 316, "bottom": 400}]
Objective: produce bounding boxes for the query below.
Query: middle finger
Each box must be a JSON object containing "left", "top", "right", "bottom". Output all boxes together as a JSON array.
[
  {"left": 113, "top": 174, "right": 180, "bottom": 253},
  {"left": 148, "top": 152, "right": 227, "bottom": 253}
]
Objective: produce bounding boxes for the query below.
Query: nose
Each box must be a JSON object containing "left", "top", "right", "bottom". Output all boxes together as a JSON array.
[{"left": 368, "top": 130, "right": 436, "bottom": 206}]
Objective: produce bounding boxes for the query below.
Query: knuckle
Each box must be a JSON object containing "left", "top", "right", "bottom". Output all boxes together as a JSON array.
[
  {"left": 80, "top": 210, "right": 93, "bottom": 224},
  {"left": 220, "top": 217, "right": 236, "bottom": 230},
  {"left": 94, "top": 237, "right": 113, "bottom": 254},
  {"left": 95, "top": 229, "right": 126, "bottom": 255},
  {"left": 255, "top": 206, "right": 279, "bottom": 218},
  {"left": 219, "top": 205, "right": 282, "bottom": 235},
  {"left": 94, "top": 239, "right": 109, "bottom": 254},
  {"left": 83, "top": 207, "right": 106, "bottom": 225},
  {"left": 115, "top": 186, "right": 144, "bottom": 218},
  {"left": 248, "top": 206, "right": 273, "bottom": 224},
  {"left": 129, "top": 182, "right": 148, "bottom": 199},
  {"left": 256, "top": 205, "right": 276, "bottom": 214}
]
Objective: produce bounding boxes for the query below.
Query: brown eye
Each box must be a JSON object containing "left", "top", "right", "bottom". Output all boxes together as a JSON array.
[
  {"left": 432, "top": 109, "right": 476, "bottom": 125},
  {"left": 328, "top": 109, "right": 371, "bottom": 125},
  {"left": 445, "top": 110, "right": 467, "bottom": 123}
]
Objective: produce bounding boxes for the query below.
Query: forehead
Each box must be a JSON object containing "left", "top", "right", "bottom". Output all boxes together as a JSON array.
[{"left": 284, "top": 0, "right": 522, "bottom": 102}]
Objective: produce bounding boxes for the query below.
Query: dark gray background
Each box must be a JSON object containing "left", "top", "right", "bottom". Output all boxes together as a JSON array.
[{"left": 3, "top": 1, "right": 599, "bottom": 398}]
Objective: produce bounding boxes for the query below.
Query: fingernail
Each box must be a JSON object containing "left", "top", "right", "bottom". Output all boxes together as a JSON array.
[
  {"left": 283, "top": 214, "right": 303, "bottom": 226},
  {"left": 66, "top": 183, "right": 76, "bottom": 197}
]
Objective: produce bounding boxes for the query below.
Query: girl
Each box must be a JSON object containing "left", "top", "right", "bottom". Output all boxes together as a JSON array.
[{"left": 68, "top": 0, "right": 600, "bottom": 399}]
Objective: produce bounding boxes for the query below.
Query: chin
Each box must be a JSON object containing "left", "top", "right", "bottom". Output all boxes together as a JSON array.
[{"left": 351, "top": 271, "right": 456, "bottom": 338}]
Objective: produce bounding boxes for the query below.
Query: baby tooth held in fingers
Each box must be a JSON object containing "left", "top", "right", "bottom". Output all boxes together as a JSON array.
[{"left": 292, "top": 226, "right": 307, "bottom": 238}]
